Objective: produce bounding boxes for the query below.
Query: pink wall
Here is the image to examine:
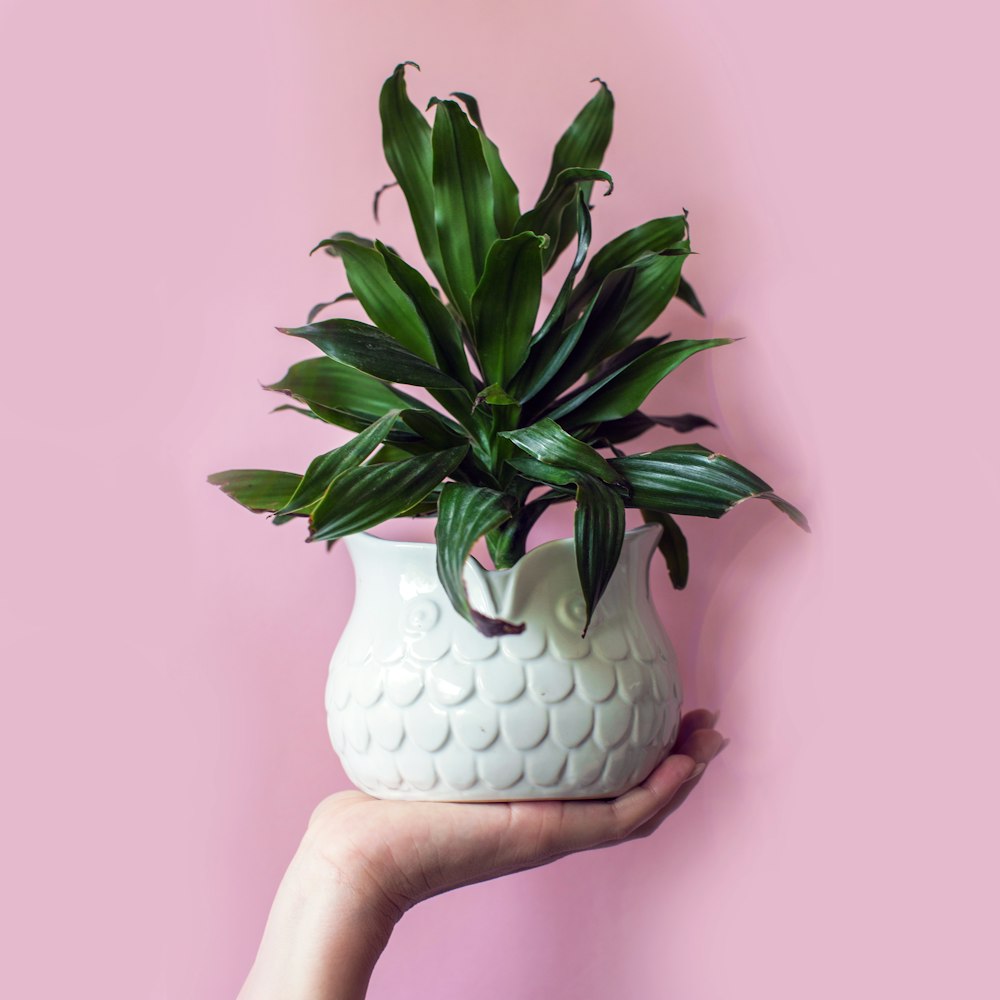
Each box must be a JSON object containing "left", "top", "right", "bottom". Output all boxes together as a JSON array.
[{"left": 3, "top": 1, "right": 997, "bottom": 996}]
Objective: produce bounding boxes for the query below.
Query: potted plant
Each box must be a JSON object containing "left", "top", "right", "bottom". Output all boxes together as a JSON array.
[{"left": 210, "top": 63, "right": 807, "bottom": 801}]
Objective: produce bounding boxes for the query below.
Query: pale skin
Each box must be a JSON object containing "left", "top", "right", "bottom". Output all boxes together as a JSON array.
[{"left": 239, "top": 708, "right": 727, "bottom": 999}]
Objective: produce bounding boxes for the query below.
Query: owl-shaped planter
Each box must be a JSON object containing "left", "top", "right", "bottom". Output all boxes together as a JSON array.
[{"left": 327, "top": 524, "right": 682, "bottom": 801}]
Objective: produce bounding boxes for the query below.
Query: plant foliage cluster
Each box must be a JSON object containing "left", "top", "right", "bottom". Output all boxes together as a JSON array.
[{"left": 210, "top": 63, "right": 807, "bottom": 636}]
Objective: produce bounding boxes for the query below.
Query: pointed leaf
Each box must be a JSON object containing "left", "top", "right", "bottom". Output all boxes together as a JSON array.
[
  {"left": 537, "top": 249, "right": 686, "bottom": 404},
  {"left": 278, "top": 410, "right": 404, "bottom": 515},
  {"left": 280, "top": 319, "right": 466, "bottom": 390},
  {"left": 501, "top": 417, "right": 621, "bottom": 485},
  {"left": 575, "top": 475, "right": 626, "bottom": 633},
  {"left": 264, "top": 357, "right": 421, "bottom": 419},
  {"left": 532, "top": 190, "right": 592, "bottom": 342},
  {"left": 310, "top": 237, "right": 436, "bottom": 361},
  {"left": 398, "top": 408, "right": 470, "bottom": 451},
  {"left": 612, "top": 444, "right": 809, "bottom": 528},
  {"left": 307, "top": 292, "right": 356, "bottom": 324},
  {"left": 429, "top": 98, "right": 499, "bottom": 322},
  {"left": 379, "top": 63, "right": 446, "bottom": 289},
  {"left": 588, "top": 333, "right": 670, "bottom": 382},
  {"left": 537, "top": 78, "right": 614, "bottom": 267},
  {"left": 641, "top": 509, "right": 689, "bottom": 589},
  {"left": 590, "top": 411, "right": 717, "bottom": 445},
  {"left": 574, "top": 215, "right": 688, "bottom": 307},
  {"left": 603, "top": 247, "right": 691, "bottom": 355},
  {"left": 372, "top": 180, "right": 399, "bottom": 221},
  {"left": 375, "top": 240, "right": 472, "bottom": 387},
  {"left": 474, "top": 383, "right": 520, "bottom": 408},
  {"left": 207, "top": 470, "right": 301, "bottom": 513},
  {"left": 435, "top": 483, "right": 522, "bottom": 636},
  {"left": 510, "top": 192, "right": 592, "bottom": 404},
  {"left": 271, "top": 403, "right": 319, "bottom": 419},
  {"left": 309, "top": 446, "right": 468, "bottom": 542},
  {"left": 451, "top": 91, "right": 521, "bottom": 236},
  {"left": 519, "top": 264, "right": 636, "bottom": 407},
  {"left": 677, "top": 275, "right": 705, "bottom": 316},
  {"left": 505, "top": 453, "right": 580, "bottom": 488},
  {"left": 471, "top": 232, "right": 544, "bottom": 385},
  {"left": 516, "top": 167, "right": 612, "bottom": 270},
  {"left": 366, "top": 443, "right": 417, "bottom": 465},
  {"left": 540, "top": 78, "right": 615, "bottom": 198},
  {"left": 485, "top": 494, "right": 558, "bottom": 569},
  {"left": 550, "top": 338, "right": 731, "bottom": 424}
]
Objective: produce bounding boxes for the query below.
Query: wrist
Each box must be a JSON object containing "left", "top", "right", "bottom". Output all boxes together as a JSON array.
[
  {"left": 239, "top": 842, "right": 397, "bottom": 1000},
  {"left": 294, "top": 830, "right": 407, "bottom": 931}
]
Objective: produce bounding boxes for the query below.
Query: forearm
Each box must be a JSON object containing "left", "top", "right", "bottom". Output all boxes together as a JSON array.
[{"left": 238, "top": 844, "right": 397, "bottom": 1000}]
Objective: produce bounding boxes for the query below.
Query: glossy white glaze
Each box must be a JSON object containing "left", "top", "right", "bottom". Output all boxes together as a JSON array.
[{"left": 326, "top": 525, "right": 682, "bottom": 800}]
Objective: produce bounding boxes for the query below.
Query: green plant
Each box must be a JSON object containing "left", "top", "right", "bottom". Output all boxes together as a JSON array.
[{"left": 209, "top": 63, "right": 807, "bottom": 637}]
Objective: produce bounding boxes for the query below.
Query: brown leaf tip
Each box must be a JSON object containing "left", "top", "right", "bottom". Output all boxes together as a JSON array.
[{"left": 471, "top": 610, "right": 526, "bottom": 637}]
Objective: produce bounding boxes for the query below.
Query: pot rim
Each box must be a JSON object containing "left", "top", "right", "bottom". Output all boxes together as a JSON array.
[{"left": 344, "top": 522, "right": 662, "bottom": 576}]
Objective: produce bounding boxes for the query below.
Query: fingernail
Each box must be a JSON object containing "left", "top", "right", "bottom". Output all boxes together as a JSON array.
[
  {"left": 683, "top": 761, "right": 707, "bottom": 783},
  {"left": 714, "top": 737, "right": 731, "bottom": 757},
  {"left": 710, "top": 708, "right": 722, "bottom": 727}
]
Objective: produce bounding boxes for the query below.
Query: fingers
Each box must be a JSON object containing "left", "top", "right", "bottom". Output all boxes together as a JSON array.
[
  {"left": 550, "top": 714, "right": 728, "bottom": 853},
  {"left": 674, "top": 708, "right": 720, "bottom": 749},
  {"left": 625, "top": 728, "right": 729, "bottom": 841},
  {"left": 533, "top": 753, "right": 702, "bottom": 857}
]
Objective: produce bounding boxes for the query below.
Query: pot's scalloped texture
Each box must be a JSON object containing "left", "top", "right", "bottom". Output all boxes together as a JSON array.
[{"left": 326, "top": 525, "right": 682, "bottom": 801}]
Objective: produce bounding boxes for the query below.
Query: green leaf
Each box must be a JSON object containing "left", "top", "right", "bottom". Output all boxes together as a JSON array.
[
  {"left": 574, "top": 215, "right": 688, "bottom": 307},
  {"left": 588, "top": 333, "right": 670, "bottom": 381},
  {"left": 207, "top": 470, "right": 301, "bottom": 513},
  {"left": 375, "top": 240, "right": 472, "bottom": 388},
  {"left": 474, "top": 383, "right": 520, "bottom": 408},
  {"left": 676, "top": 275, "right": 705, "bottom": 316},
  {"left": 536, "top": 78, "right": 614, "bottom": 267},
  {"left": 505, "top": 454, "right": 580, "bottom": 488},
  {"left": 522, "top": 265, "right": 637, "bottom": 408},
  {"left": 398, "top": 408, "right": 470, "bottom": 452},
  {"left": 429, "top": 98, "right": 499, "bottom": 322},
  {"left": 550, "top": 338, "right": 732, "bottom": 425},
  {"left": 307, "top": 292, "right": 356, "bottom": 324},
  {"left": 279, "top": 319, "right": 466, "bottom": 390},
  {"left": 470, "top": 232, "right": 544, "bottom": 385},
  {"left": 278, "top": 410, "right": 404, "bottom": 515},
  {"left": 574, "top": 475, "right": 626, "bottom": 633},
  {"left": 270, "top": 403, "right": 320, "bottom": 419},
  {"left": 451, "top": 92, "right": 521, "bottom": 236},
  {"left": 589, "top": 411, "right": 717, "bottom": 445},
  {"left": 485, "top": 494, "right": 558, "bottom": 569},
  {"left": 435, "top": 483, "right": 522, "bottom": 636},
  {"left": 372, "top": 180, "right": 399, "bottom": 221},
  {"left": 366, "top": 443, "right": 415, "bottom": 465},
  {"left": 540, "top": 78, "right": 615, "bottom": 198},
  {"left": 264, "top": 357, "right": 422, "bottom": 421},
  {"left": 309, "top": 446, "right": 468, "bottom": 542},
  {"left": 318, "top": 231, "right": 379, "bottom": 254},
  {"left": 603, "top": 248, "right": 691, "bottom": 355},
  {"left": 532, "top": 190, "right": 592, "bottom": 341},
  {"left": 501, "top": 417, "right": 621, "bottom": 485},
  {"left": 516, "top": 167, "right": 612, "bottom": 270},
  {"left": 641, "top": 509, "right": 689, "bottom": 589},
  {"left": 379, "top": 63, "right": 447, "bottom": 290},
  {"left": 612, "top": 444, "right": 810, "bottom": 529},
  {"left": 533, "top": 248, "right": 688, "bottom": 407},
  {"left": 310, "top": 237, "right": 436, "bottom": 362}
]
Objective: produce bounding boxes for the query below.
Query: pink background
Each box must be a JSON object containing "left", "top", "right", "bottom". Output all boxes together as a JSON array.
[{"left": 3, "top": 0, "right": 997, "bottom": 996}]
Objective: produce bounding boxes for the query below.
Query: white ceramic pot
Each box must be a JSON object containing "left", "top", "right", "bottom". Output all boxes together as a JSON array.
[{"left": 326, "top": 524, "right": 682, "bottom": 801}]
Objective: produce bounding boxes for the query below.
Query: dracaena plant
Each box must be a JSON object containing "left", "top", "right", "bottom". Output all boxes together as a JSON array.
[{"left": 210, "top": 62, "right": 808, "bottom": 637}]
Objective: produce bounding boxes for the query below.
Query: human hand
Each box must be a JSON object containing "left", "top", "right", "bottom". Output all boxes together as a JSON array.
[
  {"left": 302, "top": 707, "right": 726, "bottom": 921},
  {"left": 239, "top": 708, "right": 726, "bottom": 1000}
]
